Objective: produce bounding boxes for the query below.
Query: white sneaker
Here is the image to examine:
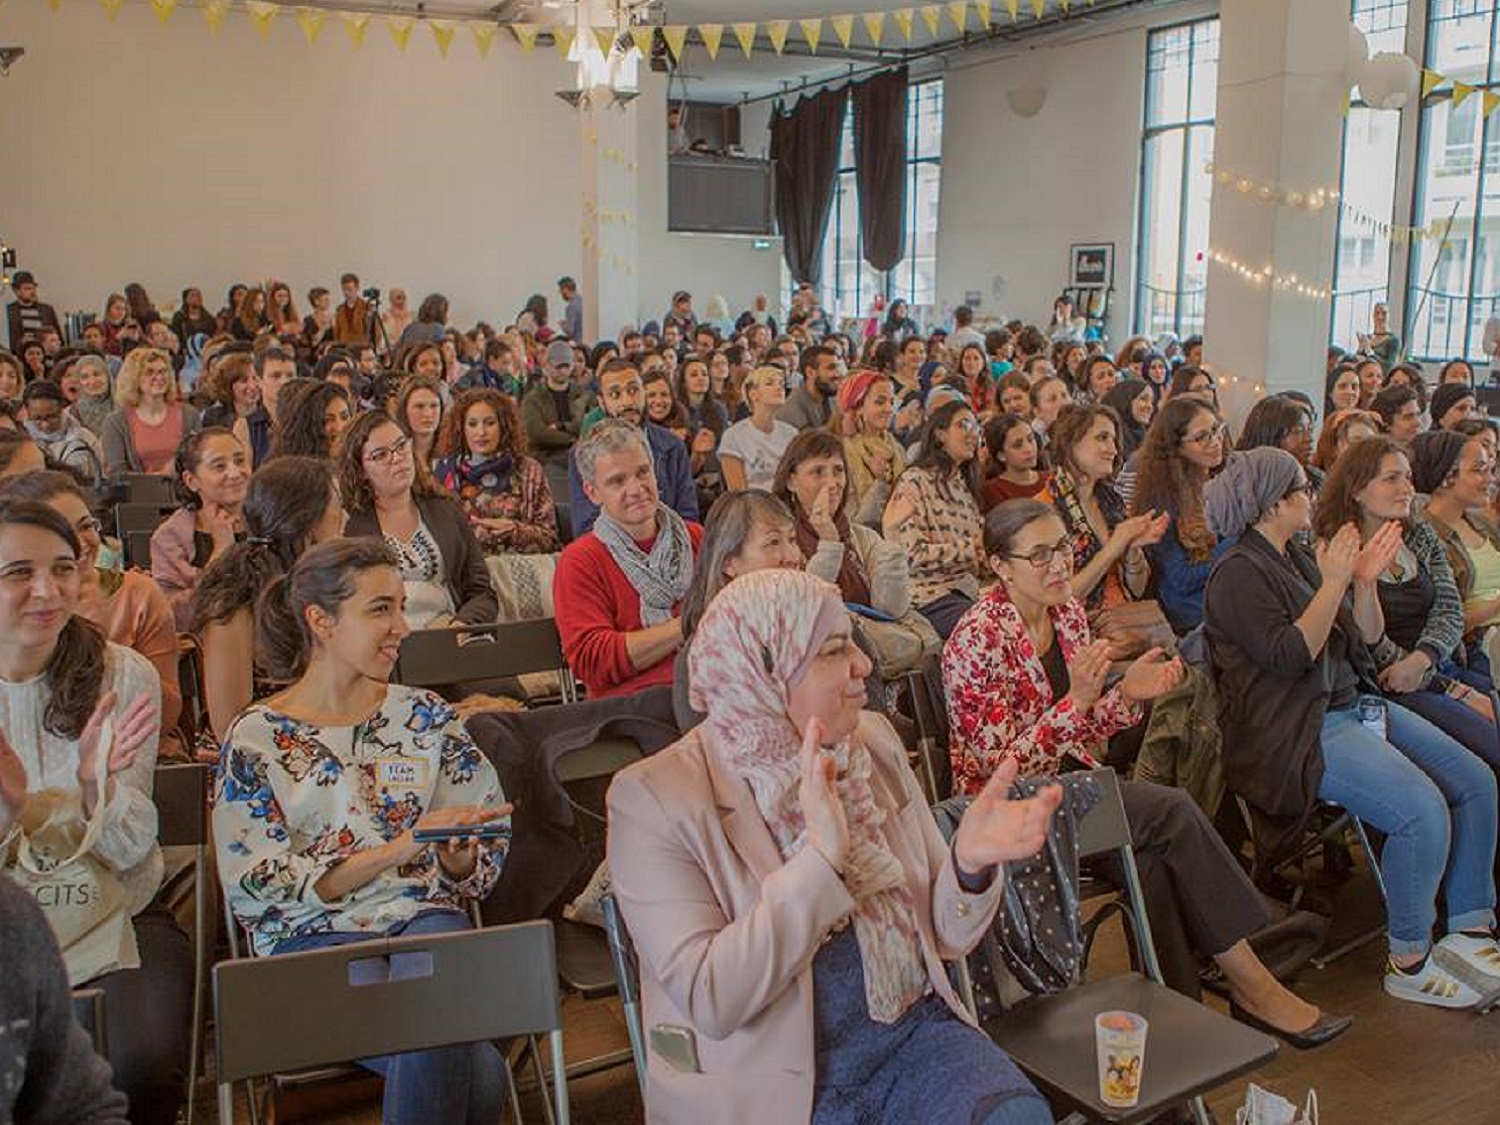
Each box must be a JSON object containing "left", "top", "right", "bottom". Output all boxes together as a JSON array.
[
  {"left": 1383, "top": 955, "right": 1482, "bottom": 1009},
  {"left": 1434, "top": 933, "right": 1500, "bottom": 998}
]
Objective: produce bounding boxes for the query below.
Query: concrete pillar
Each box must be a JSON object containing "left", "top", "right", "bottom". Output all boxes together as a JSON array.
[
  {"left": 578, "top": 96, "right": 640, "bottom": 345},
  {"left": 1202, "top": 0, "right": 1350, "bottom": 424}
]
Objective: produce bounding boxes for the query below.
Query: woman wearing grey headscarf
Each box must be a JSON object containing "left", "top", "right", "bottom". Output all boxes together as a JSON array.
[{"left": 1205, "top": 447, "right": 1500, "bottom": 1009}]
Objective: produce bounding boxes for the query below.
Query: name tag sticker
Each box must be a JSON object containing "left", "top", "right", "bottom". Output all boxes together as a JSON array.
[{"left": 376, "top": 757, "right": 429, "bottom": 790}]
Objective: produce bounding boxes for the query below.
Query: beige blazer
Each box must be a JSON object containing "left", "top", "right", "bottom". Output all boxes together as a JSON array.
[{"left": 606, "top": 711, "right": 1004, "bottom": 1125}]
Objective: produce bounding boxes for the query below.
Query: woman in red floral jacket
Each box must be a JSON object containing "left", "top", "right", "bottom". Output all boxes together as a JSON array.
[{"left": 940, "top": 498, "right": 1351, "bottom": 1049}]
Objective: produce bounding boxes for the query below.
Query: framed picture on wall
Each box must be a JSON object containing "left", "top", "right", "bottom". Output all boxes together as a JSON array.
[{"left": 1069, "top": 243, "right": 1114, "bottom": 288}]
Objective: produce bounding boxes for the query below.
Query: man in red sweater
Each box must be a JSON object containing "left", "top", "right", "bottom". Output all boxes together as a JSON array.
[{"left": 553, "top": 420, "right": 703, "bottom": 698}]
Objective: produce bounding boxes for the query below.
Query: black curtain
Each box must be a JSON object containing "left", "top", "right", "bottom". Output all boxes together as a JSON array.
[
  {"left": 852, "top": 66, "right": 910, "bottom": 273},
  {"left": 770, "top": 85, "right": 850, "bottom": 288}
]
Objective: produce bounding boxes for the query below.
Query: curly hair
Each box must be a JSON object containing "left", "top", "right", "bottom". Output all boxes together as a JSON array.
[
  {"left": 267, "top": 380, "right": 351, "bottom": 462},
  {"left": 434, "top": 388, "right": 526, "bottom": 461},
  {"left": 204, "top": 351, "right": 256, "bottom": 411},
  {"left": 1131, "top": 396, "right": 1221, "bottom": 560},
  {"left": 113, "top": 347, "right": 179, "bottom": 409},
  {"left": 337, "top": 410, "right": 440, "bottom": 516}
]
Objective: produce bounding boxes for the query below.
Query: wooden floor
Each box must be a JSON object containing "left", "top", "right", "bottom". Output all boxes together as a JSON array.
[{"left": 203, "top": 859, "right": 1500, "bottom": 1123}]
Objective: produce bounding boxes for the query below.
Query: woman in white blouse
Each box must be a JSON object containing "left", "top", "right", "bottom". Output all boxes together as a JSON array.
[
  {"left": 214, "top": 537, "right": 510, "bottom": 1125},
  {"left": 0, "top": 498, "right": 190, "bottom": 1125}
]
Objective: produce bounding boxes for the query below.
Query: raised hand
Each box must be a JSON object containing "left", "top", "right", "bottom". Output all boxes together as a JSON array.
[
  {"left": 882, "top": 485, "right": 920, "bottom": 537},
  {"left": 1315, "top": 523, "right": 1361, "bottom": 589},
  {"left": 76, "top": 692, "right": 158, "bottom": 815},
  {"left": 1120, "top": 648, "right": 1185, "bottom": 702},
  {"left": 797, "top": 717, "right": 849, "bottom": 874},
  {"left": 1352, "top": 520, "right": 1404, "bottom": 585},
  {"left": 953, "top": 758, "right": 1064, "bottom": 874},
  {"left": 809, "top": 485, "right": 840, "bottom": 541},
  {"left": 1065, "top": 639, "right": 1113, "bottom": 712}
]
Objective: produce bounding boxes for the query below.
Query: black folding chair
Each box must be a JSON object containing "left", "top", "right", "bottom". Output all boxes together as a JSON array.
[
  {"left": 71, "top": 987, "right": 107, "bottom": 1058},
  {"left": 155, "top": 762, "right": 212, "bottom": 1125},
  {"left": 214, "top": 921, "right": 569, "bottom": 1125},
  {"left": 600, "top": 894, "right": 646, "bottom": 1096},
  {"left": 953, "top": 769, "right": 1278, "bottom": 1124}
]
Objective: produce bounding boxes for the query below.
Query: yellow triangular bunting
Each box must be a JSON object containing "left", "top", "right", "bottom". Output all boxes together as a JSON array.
[
  {"left": 974, "top": 0, "right": 991, "bottom": 25},
  {"left": 699, "top": 22, "right": 723, "bottom": 58},
  {"left": 1483, "top": 90, "right": 1500, "bottom": 117},
  {"left": 831, "top": 13, "right": 854, "bottom": 48},
  {"left": 341, "top": 10, "right": 370, "bottom": 47},
  {"left": 733, "top": 21, "right": 757, "bottom": 56},
  {"left": 46, "top": 0, "right": 61, "bottom": 11},
  {"left": 661, "top": 25, "right": 688, "bottom": 60},
  {"left": 247, "top": 1, "right": 279, "bottom": 39},
  {"left": 1006, "top": 0, "right": 1018, "bottom": 18},
  {"left": 203, "top": 0, "right": 231, "bottom": 32},
  {"left": 470, "top": 22, "right": 498, "bottom": 57},
  {"left": 1454, "top": 80, "right": 1476, "bottom": 108},
  {"left": 1421, "top": 68, "right": 1442, "bottom": 99},
  {"left": 948, "top": 1, "right": 969, "bottom": 32},
  {"left": 1059, "top": 0, "right": 1070, "bottom": 11},
  {"left": 765, "top": 19, "right": 790, "bottom": 52},
  {"left": 99, "top": 0, "right": 123, "bottom": 19},
  {"left": 431, "top": 19, "right": 456, "bottom": 55},
  {"left": 386, "top": 13, "right": 414, "bottom": 50},
  {"left": 800, "top": 17, "right": 822, "bottom": 52},
  {"left": 1030, "top": 0, "right": 1045, "bottom": 17},
  {"left": 921, "top": 5, "right": 942, "bottom": 36},
  {"left": 862, "top": 11, "right": 886, "bottom": 42},
  {"left": 892, "top": 7, "right": 914, "bottom": 39},
  {"left": 512, "top": 23, "right": 540, "bottom": 51},
  {"left": 629, "top": 26, "right": 654, "bottom": 55},
  {"left": 593, "top": 26, "right": 615, "bottom": 57},
  {"left": 149, "top": 0, "right": 176, "bottom": 25},
  {"left": 295, "top": 6, "right": 325, "bottom": 44},
  {"left": 553, "top": 26, "right": 576, "bottom": 57}
]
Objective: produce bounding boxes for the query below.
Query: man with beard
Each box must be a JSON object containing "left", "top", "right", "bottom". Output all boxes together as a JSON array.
[
  {"left": 567, "top": 357, "right": 697, "bottom": 536},
  {"left": 777, "top": 344, "right": 843, "bottom": 431}
]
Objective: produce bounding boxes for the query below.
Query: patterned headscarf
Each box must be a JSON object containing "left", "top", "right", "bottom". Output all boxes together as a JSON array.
[{"left": 688, "top": 569, "right": 928, "bottom": 1023}]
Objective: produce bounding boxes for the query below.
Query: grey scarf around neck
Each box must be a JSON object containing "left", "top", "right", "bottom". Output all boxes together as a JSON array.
[{"left": 592, "top": 503, "right": 695, "bottom": 625}]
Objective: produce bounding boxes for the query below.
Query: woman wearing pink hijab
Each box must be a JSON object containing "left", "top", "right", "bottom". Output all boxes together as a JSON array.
[{"left": 607, "top": 568, "right": 1060, "bottom": 1125}]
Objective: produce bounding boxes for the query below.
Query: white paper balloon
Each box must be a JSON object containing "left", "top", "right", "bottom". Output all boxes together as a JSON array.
[
  {"left": 1347, "top": 24, "right": 1369, "bottom": 80},
  {"left": 1006, "top": 83, "right": 1047, "bottom": 118},
  {"left": 1358, "top": 51, "right": 1419, "bottom": 110}
]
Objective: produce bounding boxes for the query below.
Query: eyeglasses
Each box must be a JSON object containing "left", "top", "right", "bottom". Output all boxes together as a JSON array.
[
  {"left": 1183, "top": 423, "right": 1225, "bottom": 447},
  {"left": 1007, "top": 536, "right": 1074, "bottom": 569},
  {"left": 363, "top": 434, "right": 412, "bottom": 466}
]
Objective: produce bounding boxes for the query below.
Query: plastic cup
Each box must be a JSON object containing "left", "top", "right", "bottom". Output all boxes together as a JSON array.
[{"left": 1095, "top": 1010, "right": 1148, "bottom": 1108}]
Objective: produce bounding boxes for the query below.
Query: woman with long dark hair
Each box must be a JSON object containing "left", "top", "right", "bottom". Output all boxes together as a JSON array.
[
  {"left": 882, "top": 400, "right": 986, "bottom": 638},
  {"left": 267, "top": 380, "right": 352, "bottom": 462},
  {"left": 0, "top": 498, "right": 192, "bottom": 1123}
]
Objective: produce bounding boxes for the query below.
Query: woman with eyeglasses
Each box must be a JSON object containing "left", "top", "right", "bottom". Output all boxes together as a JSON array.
[
  {"left": 339, "top": 412, "right": 497, "bottom": 630},
  {"left": 0, "top": 498, "right": 194, "bottom": 1123},
  {"left": 99, "top": 347, "right": 201, "bottom": 477},
  {"left": 942, "top": 498, "right": 1349, "bottom": 1044},
  {"left": 1237, "top": 396, "right": 1318, "bottom": 480},
  {"left": 1313, "top": 436, "right": 1499, "bottom": 769},
  {"left": 882, "top": 401, "right": 987, "bottom": 639},
  {"left": 1416, "top": 430, "right": 1500, "bottom": 676},
  {"left": 1132, "top": 397, "right": 1230, "bottom": 635},
  {"left": 1205, "top": 447, "right": 1500, "bottom": 1008}
]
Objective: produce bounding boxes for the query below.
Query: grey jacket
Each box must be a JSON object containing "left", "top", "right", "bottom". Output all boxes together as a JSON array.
[
  {"left": 804, "top": 520, "right": 912, "bottom": 619},
  {"left": 98, "top": 403, "right": 201, "bottom": 477}
]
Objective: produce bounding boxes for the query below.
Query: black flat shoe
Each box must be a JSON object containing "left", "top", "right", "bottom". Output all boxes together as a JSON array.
[{"left": 1229, "top": 999, "right": 1352, "bottom": 1049}]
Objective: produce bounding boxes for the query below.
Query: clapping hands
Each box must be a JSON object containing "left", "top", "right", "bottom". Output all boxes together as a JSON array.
[{"left": 952, "top": 758, "right": 1063, "bottom": 875}]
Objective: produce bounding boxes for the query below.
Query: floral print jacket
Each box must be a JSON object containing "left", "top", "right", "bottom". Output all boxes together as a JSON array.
[
  {"left": 213, "top": 685, "right": 506, "bottom": 955},
  {"left": 942, "top": 588, "right": 1140, "bottom": 796}
]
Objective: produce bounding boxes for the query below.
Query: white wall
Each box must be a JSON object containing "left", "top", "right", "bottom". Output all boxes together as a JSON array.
[
  {"left": 936, "top": 1, "right": 1215, "bottom": 335},
  {"left": 633, "top": 80, "right": 782, "bottom": 329},
  {"left": 0, "top": 1, "right": 778, "bottom": 335}
]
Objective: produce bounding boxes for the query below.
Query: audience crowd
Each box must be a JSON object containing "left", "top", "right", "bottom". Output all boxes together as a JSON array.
[{"left": 6, "top": 267, "right": 1500, "bottom": 1123}]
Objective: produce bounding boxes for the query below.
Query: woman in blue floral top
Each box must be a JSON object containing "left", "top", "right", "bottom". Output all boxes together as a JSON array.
[{"left": 213, "top": 537, "right": 510, "bottom": 1124}]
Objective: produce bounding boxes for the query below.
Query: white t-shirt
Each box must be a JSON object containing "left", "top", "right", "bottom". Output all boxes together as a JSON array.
[{"left": 718, "top": 418, "right": 799, "bottom": 490}]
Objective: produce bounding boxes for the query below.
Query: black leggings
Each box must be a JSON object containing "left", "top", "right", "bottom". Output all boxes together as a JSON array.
[
  {"left": 93, "top": 908, "right": 195, "bottom": 1125},
  {"left": 1091, "top": 780, "right": 1270, "bottom": 999}
]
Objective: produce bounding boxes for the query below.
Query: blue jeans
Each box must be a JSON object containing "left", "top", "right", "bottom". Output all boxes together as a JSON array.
[
  {"left": 1320, "top": 700, "right": 1499, "bottom": 958},
  {"left": 273, "top": 909, "right": 505, "bottom": 1125},
  {"left": 1389, "top": 659, "right": 1500, "bottom": 773}
]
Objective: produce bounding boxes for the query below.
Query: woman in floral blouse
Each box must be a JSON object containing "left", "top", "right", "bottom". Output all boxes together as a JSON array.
[
  {"left": 433, "top": 389, "right": 558, "bottom": 556},
  {"left": 941, "top": 498, "right": 1351, "bottom": 1049},
  {"left": 214, "top": 537, "right": 509, "bottom": 1124}
]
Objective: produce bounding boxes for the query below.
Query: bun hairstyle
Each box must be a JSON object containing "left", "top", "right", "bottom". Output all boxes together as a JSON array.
[
  {"left": 255, "top": 537, "right": 399, "bottom": 683},
  {"left": 0, "top": 499, "right": 105, "bottom": 737},
  {"left": 192, "top": 457, "right": 339, "bottom": 628}
]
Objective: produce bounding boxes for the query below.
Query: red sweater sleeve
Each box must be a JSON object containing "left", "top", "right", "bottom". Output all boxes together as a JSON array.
[{"left": 552, "top": 524, "right": 702, "bottom": 698}]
